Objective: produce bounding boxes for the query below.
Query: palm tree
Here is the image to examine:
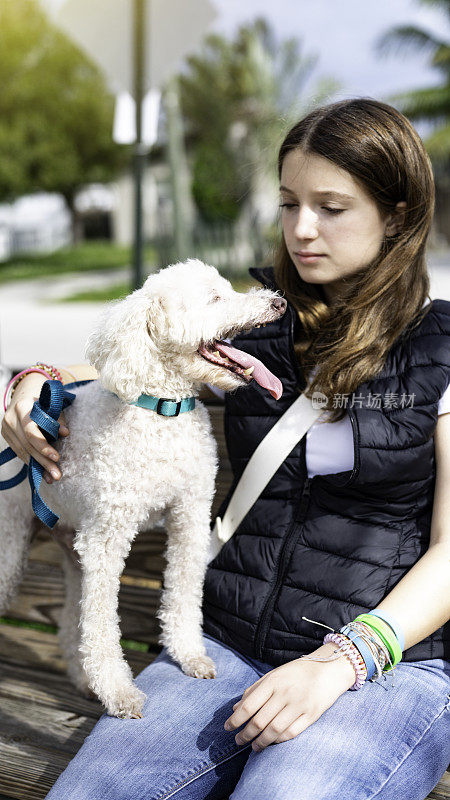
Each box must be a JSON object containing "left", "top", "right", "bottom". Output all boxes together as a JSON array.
[
  {"left": 376, "top": 0, "right": 450, "bottom": 158},
  {"left": 178, "top": 18, "right": 340, "bottom": 222}
]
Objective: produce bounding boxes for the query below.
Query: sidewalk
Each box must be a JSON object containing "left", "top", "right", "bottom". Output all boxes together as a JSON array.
[
  {"left": 0, "top": 256, "right": 449, "bottom": 369},
  {"left": 0, "top": 269, "right": 130, "bottom": 368}
]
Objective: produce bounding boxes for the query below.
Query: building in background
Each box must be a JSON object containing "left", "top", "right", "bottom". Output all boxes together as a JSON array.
[{"left": 0, "top": 194, "right": 72, "bottom": 260}]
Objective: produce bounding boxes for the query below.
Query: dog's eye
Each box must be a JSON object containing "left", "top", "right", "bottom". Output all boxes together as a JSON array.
[{"left": 209, "top": 294, "right": 221, "bottom": 304}]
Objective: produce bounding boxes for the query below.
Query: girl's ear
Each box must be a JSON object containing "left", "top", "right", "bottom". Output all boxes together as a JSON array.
[
  {"left": 385, "top": 201, "right": 407, "bottom": 237},
  {"left": 84, "top": 290, "right": 166, "bottom": 402}
]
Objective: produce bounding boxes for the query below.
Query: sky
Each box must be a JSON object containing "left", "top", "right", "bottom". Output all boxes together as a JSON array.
[
  {"left": 44, "top": 0, "right": 449, "bottom": 131},
  {"left": 209, "top": 0, "right": 449, "bottom": 102}
]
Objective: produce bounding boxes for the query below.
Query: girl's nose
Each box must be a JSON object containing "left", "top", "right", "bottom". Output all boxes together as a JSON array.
[{"left": 294, "top": 208, "right": 318, "bottom": 240}]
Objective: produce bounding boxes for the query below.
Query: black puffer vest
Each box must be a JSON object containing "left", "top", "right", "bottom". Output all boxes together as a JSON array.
[{"left": 202, "top": 266, "right": 450, "bottom": 665}]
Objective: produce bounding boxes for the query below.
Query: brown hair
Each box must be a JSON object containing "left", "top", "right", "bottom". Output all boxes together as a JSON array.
[{"left": 273, "top": 98, "right": 434, "bottom": 422}]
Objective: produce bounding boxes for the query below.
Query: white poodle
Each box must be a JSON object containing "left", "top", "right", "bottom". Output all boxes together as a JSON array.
[{"left": 0, "top": 259, "right": 286, "bottom": 719}]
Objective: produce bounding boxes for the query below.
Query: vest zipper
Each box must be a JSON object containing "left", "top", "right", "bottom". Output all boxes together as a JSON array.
[
  {"left": 253, "top": 474, "right": 313, "bottom": 661},
  {"left": 252, "top": 408, "right": 359, "bottom": 661},
  {"left": 346, "top": 406, "right": 360, "bottom": 484}
]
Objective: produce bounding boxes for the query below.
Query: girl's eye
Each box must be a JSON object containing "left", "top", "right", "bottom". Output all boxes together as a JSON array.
[{"left": 279, "top": 203, "right": 344, "bottom": 215}]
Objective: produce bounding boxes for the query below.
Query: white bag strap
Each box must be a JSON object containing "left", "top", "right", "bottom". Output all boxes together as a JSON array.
[{"left": 213, "top": 393, "right": 325, "bottom": 545}]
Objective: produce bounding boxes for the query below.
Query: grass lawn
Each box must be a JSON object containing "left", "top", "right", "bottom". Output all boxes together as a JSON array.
[
  {"left": 60, "top": 275, "right": 256, "bottom": 302},
  {"left": 0, "top": 241, "right": 156, "bottom": 284},
  {"left": 0, "top": 241, "right": 257, "bottom": 297},
  {"left": 55, "top": 282, "right": 133, "bottom": 303}
]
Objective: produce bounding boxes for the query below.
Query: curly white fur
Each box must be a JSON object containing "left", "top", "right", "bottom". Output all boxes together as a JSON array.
[{"left": 0, "top": 259, "right": 285, "bottom": 719}]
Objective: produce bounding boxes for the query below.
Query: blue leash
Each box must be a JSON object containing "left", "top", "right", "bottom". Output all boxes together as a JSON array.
[{"left": 0, "top": 379, "right": 91, "bottom": 529}]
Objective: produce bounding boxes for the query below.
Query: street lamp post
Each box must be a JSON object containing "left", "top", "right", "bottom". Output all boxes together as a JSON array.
[
  {"left": 55, "top": 0, "right": 216, "bottom": 289},
  {"left": 133, "top": 0, "right": 146, "bottom": 290}
]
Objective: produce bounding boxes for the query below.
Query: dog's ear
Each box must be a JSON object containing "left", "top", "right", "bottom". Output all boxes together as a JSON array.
[
  {"left": 146, "top": 293, "right": 169, "bottom": 341},
  {"left": 85, "top": 289, "right": 166, "bottom": 402}
]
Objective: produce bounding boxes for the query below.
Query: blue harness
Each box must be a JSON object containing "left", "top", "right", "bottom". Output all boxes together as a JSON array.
[{"left": 0, "top": 379, "right": 196, "bottom": 529}]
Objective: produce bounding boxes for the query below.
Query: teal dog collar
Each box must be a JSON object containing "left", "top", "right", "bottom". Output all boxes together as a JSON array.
[{"left": 131, "top": 394, "right": 196, "bottom": 416}]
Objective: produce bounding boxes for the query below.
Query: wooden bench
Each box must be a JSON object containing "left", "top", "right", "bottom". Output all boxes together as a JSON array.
[{"left": 0, "top": 398, "right": 448, "bottom": 799}]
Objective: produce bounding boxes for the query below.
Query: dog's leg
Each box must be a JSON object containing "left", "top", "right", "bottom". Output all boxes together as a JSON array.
[
  {"left": 74, "top": 523, "right": 146, "bottom": 719},
  {"left": 157, "top": 497, "right": 216, "bottom": 679},
  {"left": 58, "top": 547, "right": 96, "bottom": 698},
  {"left": 0, "top": 495, "right": 34, "bottom": 614}
]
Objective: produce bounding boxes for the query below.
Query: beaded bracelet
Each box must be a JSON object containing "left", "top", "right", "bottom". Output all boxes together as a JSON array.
[
  {"left": 3, "top": 368, "right": 53, "bottom": 410},
  {"left": 298, "top": 634, "right": 366, "bottom": 689},
  {"left": 35, "top": 362, "right": 63, "bottom": 382},
  {"left": 3, "top": 363, "right": 63, "bottom": 410}
]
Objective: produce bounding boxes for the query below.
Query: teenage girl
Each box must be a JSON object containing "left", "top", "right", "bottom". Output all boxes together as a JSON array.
[{"left": 2, "top": 98, "right": 449, "bottom": 800}]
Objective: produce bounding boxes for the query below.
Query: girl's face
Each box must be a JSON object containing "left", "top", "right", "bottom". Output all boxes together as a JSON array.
[{"left": 280, "top": 148, "right": 405, "bottom": 304}]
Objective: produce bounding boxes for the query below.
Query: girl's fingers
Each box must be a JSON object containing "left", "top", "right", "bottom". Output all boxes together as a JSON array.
[
  {"left": 4, "top": 428, "right": 30, "bottom": 466},
  {"left": 58, "top": 413, "right": 69, "bottom": 436},
  {"left": 17, "top": 421, "right": 62, "bottom": 479},
  {"left": 5, "top": 428, "right": 54, "bottom": 482},
  {"left": 3, "top": 400, "right": 69, "bottom": 481}
]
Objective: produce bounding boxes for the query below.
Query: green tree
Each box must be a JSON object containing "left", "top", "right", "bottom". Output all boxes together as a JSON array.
[
  {"left": 376, "top": 0, "right": 450, "bottom": 158},
  {"left": 178, "top": 18, "right": 340, "bottom": 223},
  {"left": 0, "top": 0, "right": 125, "bottom": 210}
]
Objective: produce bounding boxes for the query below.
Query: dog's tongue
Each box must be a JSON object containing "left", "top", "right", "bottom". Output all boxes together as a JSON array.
[{"left": 216, "top": 341, "right": 283, "bottom": 400}]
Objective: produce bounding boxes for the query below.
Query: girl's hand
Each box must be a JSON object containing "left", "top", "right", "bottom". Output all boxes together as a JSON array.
[
  {"left": 1, "top": 372, "right": 69, "bottom": 484},
  {"left": 224, "top": 644, "right": 356, "bottom": 752}
]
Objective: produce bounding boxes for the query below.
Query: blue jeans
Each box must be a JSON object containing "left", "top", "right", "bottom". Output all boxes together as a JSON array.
[{"left": 45, "top": 633, "right": 450, "bottom": 800}]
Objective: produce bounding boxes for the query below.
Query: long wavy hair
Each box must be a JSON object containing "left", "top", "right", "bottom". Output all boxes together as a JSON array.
[{"left": 273, "top": 98, "right": 435, "bottom": 423}]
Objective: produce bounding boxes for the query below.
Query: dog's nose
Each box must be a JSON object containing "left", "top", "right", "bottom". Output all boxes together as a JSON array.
[{"left": 271, "top": 297, "right": 287, "bottom": 314}]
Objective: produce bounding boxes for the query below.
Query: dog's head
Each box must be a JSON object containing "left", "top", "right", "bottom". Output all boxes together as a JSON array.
[{"left": 85, "top": 259, "right": 286, "bottom": 402}]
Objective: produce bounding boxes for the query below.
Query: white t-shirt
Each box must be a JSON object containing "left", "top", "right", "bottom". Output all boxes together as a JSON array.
[{"left": 206, "top": 301, "right": 450, "bottom": 478}]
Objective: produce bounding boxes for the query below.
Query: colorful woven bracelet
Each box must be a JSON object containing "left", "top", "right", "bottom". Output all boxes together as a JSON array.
[
  {"left": 354, "top": 614, "right": 402, "bottom": 670},
  {"left": 341, "top": 621, "right": 390, "bottom": 680},
  {"left": 323, "top": 632, "right": 368, "bottom": 690}
]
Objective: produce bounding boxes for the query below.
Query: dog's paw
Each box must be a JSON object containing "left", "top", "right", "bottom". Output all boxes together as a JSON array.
[
  {"left": 107, "top": 685, "right": 147, "bottom": 719},
  {"left": 182, "top": 654, "right": 217, "bottom": 679}
]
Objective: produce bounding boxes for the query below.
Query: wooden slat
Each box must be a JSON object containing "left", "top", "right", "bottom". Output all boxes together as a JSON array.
[
  {"left": 428, "top": 772, "right": 450, "bottom": 800},
  {"left": 0, "top": 625, "right": 157, "bottom": 800},
  {"left": 0, "top": 624, "right": 154, "bottom": 677},
  {"left": 6, "top": 560, "right": 163, "bottom": 643},
  {"left": 0, "top": 741, "right": 72, "bottom": 800}
]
